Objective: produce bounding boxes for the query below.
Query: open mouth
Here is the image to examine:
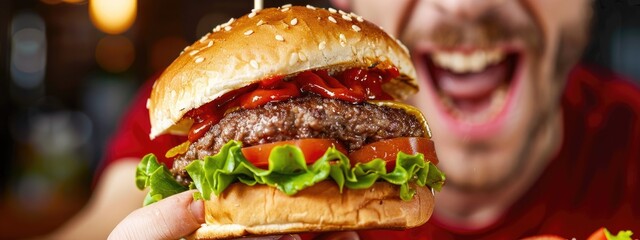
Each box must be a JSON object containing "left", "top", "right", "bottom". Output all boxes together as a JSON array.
[{"left": 419, "top": 47, "right": 523, "bottom": 137}]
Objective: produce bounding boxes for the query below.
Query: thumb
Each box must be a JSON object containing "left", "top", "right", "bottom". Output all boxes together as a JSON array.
[{"left": 108, "top": 190, "right": 205, "bottom": 240}]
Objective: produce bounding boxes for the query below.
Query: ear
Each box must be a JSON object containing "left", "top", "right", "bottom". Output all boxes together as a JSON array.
[{"left": 330, "top": 0, "right": 351, "bottom": 11}]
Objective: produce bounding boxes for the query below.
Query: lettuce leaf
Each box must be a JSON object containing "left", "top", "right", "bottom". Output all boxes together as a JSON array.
[
  {"left": 137, "top": 140, "right": 445, "bottom": 206},
  {"left": 605, "top": 228, "right": 634, "bottom": 240},
  {"left": 135, "top": 154, "right": 188, "bottom": 206}
]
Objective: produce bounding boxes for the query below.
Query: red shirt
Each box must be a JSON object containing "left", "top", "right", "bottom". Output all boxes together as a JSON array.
[{"left": 101, "top": 65, "right": 640, "bottom": 239}]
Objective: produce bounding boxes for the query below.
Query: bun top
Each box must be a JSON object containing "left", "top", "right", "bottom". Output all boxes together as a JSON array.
[{"left": 148, "top": 5, "right": 418, "bottom": 139}]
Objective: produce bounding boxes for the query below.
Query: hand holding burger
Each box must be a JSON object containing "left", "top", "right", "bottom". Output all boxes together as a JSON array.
[
  {"left": 109, "top": 191, "right": 206, "bottom": 240},
  {"left": 135, "top": 5, "right": 445, "bottom": 239},
  {"left": 108, "top": 190, "right": 358, "bottom": 239}
]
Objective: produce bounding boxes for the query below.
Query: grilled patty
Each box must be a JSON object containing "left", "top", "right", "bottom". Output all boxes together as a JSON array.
[{"left": 171, "top": 95, "right": 425, "bottom": 185}]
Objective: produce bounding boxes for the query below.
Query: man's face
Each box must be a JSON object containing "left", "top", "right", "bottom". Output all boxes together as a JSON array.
[{"left": 348, "top": 0, "right": 591, "bottom": 192}]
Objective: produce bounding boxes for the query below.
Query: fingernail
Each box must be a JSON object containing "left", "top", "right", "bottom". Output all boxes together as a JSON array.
[{"left": 190, "top": 199, "right": 205, "bottom": 223}]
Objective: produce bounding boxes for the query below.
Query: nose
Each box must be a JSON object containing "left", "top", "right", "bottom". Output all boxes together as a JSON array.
[{"left": 432, "top": 0, "right": 509, "bottom": 20}]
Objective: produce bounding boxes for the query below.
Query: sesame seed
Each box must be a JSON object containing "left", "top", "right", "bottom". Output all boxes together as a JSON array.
[
  {"left": 183, "top": 46, "right": 190, "bottom": 51},
  {"left": 207, "top": 40, "right": 213, "bottom": 48},
  {"left": 356, "top": 16, "right": 364, "bottom": 22},
  {"left": 224, "top": 26, "right": 232, "bottom": 31},
  {"left": 281, "top": 7, "right": 290, "bottom": 12},
  {"left": 227, "top": 18, "right": 235, "bottom": 25},
  {"left": 251, "top": 8, "right": 260, "bottom": 13},
  {"left": 250, "top": 60, "right": 259, "bottom": 69},
  {"left": 213, "top": 26, "right": 221, "bottom": 32},
  {"left": 275, "top": 34, "right": 284, "bottom": 41},
  {"left": 306, "top": 5, "right": 316, "bottom": 10},
  {"left": 244, "top": 30, "right": 254, "bottom": 36},
  {"left": 256, "top": 20, "right": 264, "bottom": 26},
  {"left": 146, "top": 99, "right": 151, "bottom": 109},
  {"left": 290, "top": 18, "right": 298, "bottom": 25},
  {"left": 199, "top": 33, "right": 209, "bottom": 43},
  {"left": 328, "top": 8, "right": 337, "bottom": 13},
  {"left": 328, "top": 16, "right": 337, "bottom": 23},
  {"left": 338, "top": 9, "right": 347, "bottom": 15},
  {"left": 339, "top": 33, "right": 346, "bottom": 46},
  {"left": 195, "top": 56, "right": 204, "bottom": 63},
  {"left": 298, "top": 52, "right": 307, "bottom": 61},
  {"left": 189, "top": 50, "right": 199, "bottom": 56},
  {"left": 342, "top": 15, "right": 352, "bottom": 21},
  {"left": 318, "top": 41, "right": 326, "bottom": 50},
  {"left": 179, "top": 50, "right": 184, "bottom": 55},
  {"left": 282, "top": 4, "right": 292, "bottom": 8},
  {"left": 248, "top": 12, "right": 257, "bottom": 18},
  {"left": 351, "top": 25, "right": 361, "bottom": 32}
]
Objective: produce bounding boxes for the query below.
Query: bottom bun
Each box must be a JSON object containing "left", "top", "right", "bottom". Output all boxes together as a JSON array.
[{"left": 188, "top": 181, "right": 435, "bottom": 239}]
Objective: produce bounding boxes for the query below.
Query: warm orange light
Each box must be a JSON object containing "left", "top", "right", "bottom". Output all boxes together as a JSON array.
[{"left": 89, "top": 0, "right": 136, "bottom": 34}]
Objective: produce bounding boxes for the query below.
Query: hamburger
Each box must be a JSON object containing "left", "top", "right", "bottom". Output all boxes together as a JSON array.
[{"left": 136, "top": 5, "right": 445, "bottom": 239}]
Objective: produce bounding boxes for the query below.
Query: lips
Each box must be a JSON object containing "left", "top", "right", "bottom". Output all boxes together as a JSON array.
[{"left": 418, "top": 47, "right": 522, "bottom": 137}]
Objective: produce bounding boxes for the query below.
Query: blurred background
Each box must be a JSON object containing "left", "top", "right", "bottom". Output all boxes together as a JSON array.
[{"left": 0, "top": 0, "right": 638, "bottom": 239}]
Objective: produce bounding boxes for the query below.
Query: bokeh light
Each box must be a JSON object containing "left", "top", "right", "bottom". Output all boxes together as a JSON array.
[
  {"left": 89, "top": 0, "right": 136, "bottom": 34},
  {"left": 10, "top": 11, "right": 46, "bottom": 90}
]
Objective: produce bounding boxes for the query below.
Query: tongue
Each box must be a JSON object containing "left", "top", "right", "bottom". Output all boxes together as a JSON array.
[{"left": 434, "top": 60, "right": 509, "bottom": 114}]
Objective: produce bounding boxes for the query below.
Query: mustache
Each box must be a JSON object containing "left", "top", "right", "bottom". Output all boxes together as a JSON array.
[{"left": 411, "top": 9, "right": 543, "bottom": 52}]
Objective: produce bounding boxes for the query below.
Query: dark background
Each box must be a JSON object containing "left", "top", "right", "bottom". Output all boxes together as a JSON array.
[{"left": 0, "top": 0, "right": 638, "bottom": 238}]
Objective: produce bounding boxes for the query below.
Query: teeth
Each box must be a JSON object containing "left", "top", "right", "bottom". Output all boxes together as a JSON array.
[{"left": 432, "top": 49, "right": 505, "bottom": 74}]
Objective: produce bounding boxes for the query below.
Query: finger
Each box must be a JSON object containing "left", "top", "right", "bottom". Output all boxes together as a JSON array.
[
  {"left": 314, "top": 231, "right": 359, "bottom": 240},
  {"left": 108, "top": 190, "right": 205, "bottom": 240}
]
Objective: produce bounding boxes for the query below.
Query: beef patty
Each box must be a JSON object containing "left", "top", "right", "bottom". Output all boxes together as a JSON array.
[{"left": 171, "top": 95, "right": 425, "bottom": 185}]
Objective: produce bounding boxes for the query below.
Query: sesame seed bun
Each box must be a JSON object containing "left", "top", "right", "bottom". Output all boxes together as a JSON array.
[
  {"left": 187, "top": 181, "right": 434, "bottom": 239},
  {"left": 147, "top": 5, "right": 417, "bottom": 139}
]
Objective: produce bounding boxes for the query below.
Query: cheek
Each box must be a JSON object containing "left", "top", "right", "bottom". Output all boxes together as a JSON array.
[
  {"left": 351, "top": 0, "right": 414, "bottom": 36},
  {"left": 524, "top": 0, "right": 591, "bottom": 110},
  {"left": 523, "top": 0, "right": 591, "bottom": 71}
]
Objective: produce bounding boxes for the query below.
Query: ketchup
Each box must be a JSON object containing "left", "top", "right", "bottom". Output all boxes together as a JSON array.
[
  {"left": 295, "top": 71, "right": 363, "bottom": 102},
  {"left": 185, "top": 66, "right": 400, "bottom": 142}
]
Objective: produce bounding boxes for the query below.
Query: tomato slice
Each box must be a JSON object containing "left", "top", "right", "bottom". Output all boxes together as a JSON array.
[
  {"left": 587, "top": 228, "right": 607, "bottom": 240},
  {"left": 349, "top": 137, "right": 438, "bottom": 172},
  {"left": 240, "top": 139, "right": 347, "bottom": 169}
]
